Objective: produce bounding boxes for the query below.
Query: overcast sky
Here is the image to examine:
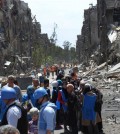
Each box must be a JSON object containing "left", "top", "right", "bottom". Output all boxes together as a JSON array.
[{"left": 23, "top": 0, "right": 97, "bottom": 47}]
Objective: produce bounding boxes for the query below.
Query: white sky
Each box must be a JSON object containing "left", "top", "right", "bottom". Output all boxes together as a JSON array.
[{"left": 23, "top": 0, "right": 97, "bottom": 47}]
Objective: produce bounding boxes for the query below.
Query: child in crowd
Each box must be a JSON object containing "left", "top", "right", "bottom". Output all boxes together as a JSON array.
[{"left": 28, "top": 107, "right": 39, "bottom": 134}]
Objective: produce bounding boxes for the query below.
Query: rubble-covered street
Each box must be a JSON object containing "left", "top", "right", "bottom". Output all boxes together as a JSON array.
[
  {"left": 0, "top": 0, "right": 120, "bottom": 133},
  {"left": 77, "top": 62, "right": 120, "bottom": 134}
]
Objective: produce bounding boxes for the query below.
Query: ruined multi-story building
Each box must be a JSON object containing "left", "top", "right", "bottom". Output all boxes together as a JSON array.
[
  {"left": 76, "top": 5, "right": 99, "bottom": 65},
  {"left": 0, "top": 0, "right": 50, "bottom": 75},
  {"left": 76, "top": 0, "right": 120, "bottom": 65},
  {"left": 97, "top": 0, "right": 120, "bottom": 64},
  {"left": 0, "top": 0, "right": 34, "bottom": 74}
]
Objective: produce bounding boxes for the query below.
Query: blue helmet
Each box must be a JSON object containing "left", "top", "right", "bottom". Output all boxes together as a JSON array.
[
  {"left": 22, "top": 93, "right": 28, "bottom": 102},
  {"left": 57, "top": 79, "right": 63, "bottom": 86},
  {"left": 33, "top": 87, "right": 48, "bottom": 100},
  {"left": 1, "top": 87, "right": 16, "bottom": 100}
]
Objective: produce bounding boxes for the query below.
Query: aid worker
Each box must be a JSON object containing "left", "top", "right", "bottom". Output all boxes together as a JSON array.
[
  {"left": 0, "top": 87, "right": 28, "bottom": 134},
  {"left": 33, "top": 87, "right": 57, "bottom": 134}
]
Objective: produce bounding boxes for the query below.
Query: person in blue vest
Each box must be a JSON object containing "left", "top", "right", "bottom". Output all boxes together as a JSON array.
[
  {"left": 0, "top": 87, "right": 28, "bottom": 134},
  {"left": 0, "top": 78, "right": 8, "bottom": 121},
  {"left": 81, "top": 84, "right": 98, "bottom": 134},
  {"left": 0, "top": 95, "right": 6, "bottom": 122},
  {"left": 33, "top": 87, "right": 57, "bottom": 134},
  {"left": 26, "top": 79, "right": 40, "bottom": 107}
]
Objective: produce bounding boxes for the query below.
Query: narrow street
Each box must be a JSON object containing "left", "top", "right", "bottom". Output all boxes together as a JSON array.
[{"left": 0, "top": 0, "right": 120, "bottom": 134}]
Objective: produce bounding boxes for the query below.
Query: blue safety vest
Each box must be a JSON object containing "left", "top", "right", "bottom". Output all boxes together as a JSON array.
[
  {"left": 39, "top": 101, "right": 57, "bottom": 130},
  {"left": 82, "top": 93, "right": 97, "bottom": 121}
]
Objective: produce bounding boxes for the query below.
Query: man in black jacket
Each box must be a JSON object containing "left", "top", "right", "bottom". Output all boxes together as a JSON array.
[{"left": 67, "top": 84, "right": 78, "bottom": 134}]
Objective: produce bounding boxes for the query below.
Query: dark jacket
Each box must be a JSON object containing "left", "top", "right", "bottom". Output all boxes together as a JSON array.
[
  {"left": 51, "top": 87, "right": 58, "bottom": 104},
  {"left": 67, "top": 92, "right": 78, "bottom": 131}
]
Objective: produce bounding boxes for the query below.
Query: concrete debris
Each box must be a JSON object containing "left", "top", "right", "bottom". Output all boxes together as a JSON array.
[
  {"left": 108, "top": 30, "right": 117, "bottom": 43},
  {"left": 108, "top": 63, "right": 120, "bottom": 72},
  {"left": 116, "top": 117, "right": 120, "bottom": 124},
  {"left": 83, "top": 62, "right": 107, "bottom": 77},
  {"left": 4, "top": 61, "right": 11, "bottom": 66},
  {"left": 115, "top": 98, "right": 120, "bottom": 102},
  {"left": 77, "top": 60, "right": 120, "bottom": 132}
]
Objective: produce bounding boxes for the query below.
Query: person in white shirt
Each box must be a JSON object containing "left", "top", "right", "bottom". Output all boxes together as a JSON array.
[{"left": 0, "top": 86, "right": 28, "bottom": 134}]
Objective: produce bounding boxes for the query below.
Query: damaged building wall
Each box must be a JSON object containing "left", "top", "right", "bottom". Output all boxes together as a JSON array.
[
  {"left": 76, "top": 6, "right": 99, "bottom": 65},
  {"left": 90, "top": 7, "right": 99, "bottom": 49},
  {"left": 76, "top": 0, "right": 120, "bottom": 66},
  {"left": 97, "top": 0, "right": 108, "bottom": 64},
  {"left": 0, "top": 0, "right": 49, "bottom": 75},
  {"left": 0, "top": 0, "right": 8, "bottom": 73},
  {"left": 0, "top": 0, "right": 34, "bottom": 74},
  {"left": 97, "top": 0, "right": 120, "bottom": 64},
  {"left": 76, "top": 35, "right": 84, "bottom": 63}
]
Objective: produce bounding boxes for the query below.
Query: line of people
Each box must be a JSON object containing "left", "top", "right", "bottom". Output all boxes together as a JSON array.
[
  {"left": 50, "top": 73, "right": 104, "bottom": 134},
  {"left": 0, "top": 72, "right": 104, "bottom": 134}
]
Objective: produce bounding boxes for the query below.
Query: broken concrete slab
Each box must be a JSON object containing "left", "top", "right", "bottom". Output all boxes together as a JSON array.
[
  {"left": 83, "top": 62, "right": 107, "bottom": 77},
  {"left": 108, "top": 30, "right": 117, "bottom": 43},
  {"left": 109, "top": 63, "right": 120, "bottom": 72}
]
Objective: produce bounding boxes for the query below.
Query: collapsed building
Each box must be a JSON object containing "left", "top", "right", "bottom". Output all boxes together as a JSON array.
[
  {"left": 0, "top": 0, "right": 50, "bottom": 75},
  {"left": 76, "top": 0, "right": 120, "bottom": 66}
]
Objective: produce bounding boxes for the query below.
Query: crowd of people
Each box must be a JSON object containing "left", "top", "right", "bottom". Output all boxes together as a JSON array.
[{"left": 0, "top": 69, "right": 104, "bottom": 134}]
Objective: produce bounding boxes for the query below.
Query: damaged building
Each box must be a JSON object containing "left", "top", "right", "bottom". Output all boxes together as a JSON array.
[
  {"left": 0, "top": 0, "right": 50, "bottom": 75},
  {"left": 76, "top": 5, "right": 99, "bottom": 65},
  {"left": 76, "top": 0, "right": 120, "bottom": 66}
]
